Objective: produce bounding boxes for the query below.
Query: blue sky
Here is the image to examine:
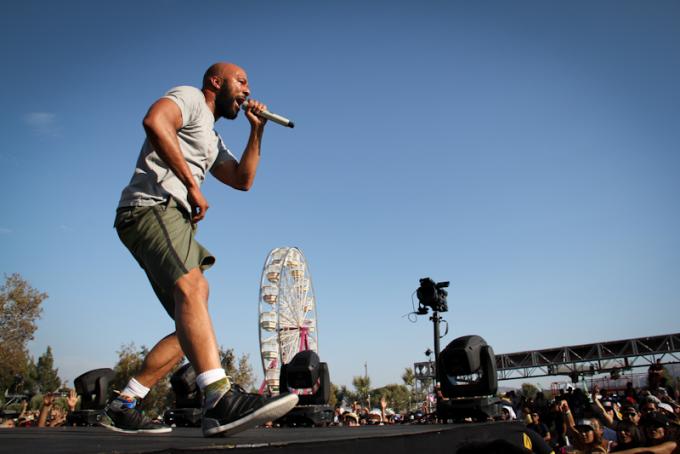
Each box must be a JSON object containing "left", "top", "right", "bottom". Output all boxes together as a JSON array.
[{"left": 1, "top": 0, "right": 679, "bottom": 393}]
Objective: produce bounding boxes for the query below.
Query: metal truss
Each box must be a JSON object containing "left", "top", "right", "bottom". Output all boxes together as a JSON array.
[
  {"left": 495, "top": 333, "right": 680, "bottom": 380},
  {"left": 414, "top": 361, "right": 436, "bottom": 380}
]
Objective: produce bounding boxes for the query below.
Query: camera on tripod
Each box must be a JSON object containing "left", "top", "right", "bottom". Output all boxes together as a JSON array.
[{"left": 416, "top": 277, "right": 449, "bottom": 314}]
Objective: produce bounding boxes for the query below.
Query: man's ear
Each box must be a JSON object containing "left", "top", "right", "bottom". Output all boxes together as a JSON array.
[{"left": 210, "top": 76, "right": 222, "bottom": 90}]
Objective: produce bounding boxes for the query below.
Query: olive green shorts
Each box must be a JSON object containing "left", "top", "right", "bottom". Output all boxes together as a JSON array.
[{"left": 114, "top": 198, "right": 215, "bottom": 319}]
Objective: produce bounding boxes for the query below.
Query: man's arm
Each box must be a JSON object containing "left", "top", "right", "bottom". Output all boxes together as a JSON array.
[
  {"left": 591, "top": 390, "right": 615, "bottom": 427},
  {"left": 560, "top": 400, "right": 587, "bottom": 449},
  {"left": 37, "top": 393, "right": 53, "bottom": 427},
  {"left": 614, "top": 442, "right": 677, "bottom": 454},
  {"left": 143, "top": 98, "right": 209, "bottom": 223},
  {"left": 211, "top": 100, "right": 267, "bottom": 190}
]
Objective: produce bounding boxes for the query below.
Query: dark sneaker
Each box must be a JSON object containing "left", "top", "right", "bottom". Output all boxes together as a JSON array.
[
  {"left": 202, "top": 385, "right": 298, "bottom": 437},
  {"left": 101, "top": 396, "right": 171, "bottom": 434}
]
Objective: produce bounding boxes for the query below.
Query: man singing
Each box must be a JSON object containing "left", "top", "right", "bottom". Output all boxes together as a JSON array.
[{"left": 107, "top": 62, "right": 297, "bottom": 437}]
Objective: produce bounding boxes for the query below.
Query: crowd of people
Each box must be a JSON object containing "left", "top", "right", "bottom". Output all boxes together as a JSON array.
[
  {"left": 0, "top": 389, "right": 79, "bottom": 428},
  {"left": 333, "top": 397, "right": 427, "bottom": 426},
  {"left": 506, "top": 371, "right": 680, "bottom": 453}
]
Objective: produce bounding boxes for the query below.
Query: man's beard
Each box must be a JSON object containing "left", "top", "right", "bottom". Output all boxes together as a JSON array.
[{"left": 216, "top": 90, "right": 238, "bottom": 119}]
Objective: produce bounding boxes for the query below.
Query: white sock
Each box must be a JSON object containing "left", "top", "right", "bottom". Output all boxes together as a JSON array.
[
  {"left": 121, "top": 377, "right": 150, "bottom": 399},
  {"left": 196, "top": 368, "right": 228, "bottom": 390}
]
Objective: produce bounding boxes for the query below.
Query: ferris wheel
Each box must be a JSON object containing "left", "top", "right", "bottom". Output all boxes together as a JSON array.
[{"left": 258, "top": 247, "right": 318, "bottom": 395}]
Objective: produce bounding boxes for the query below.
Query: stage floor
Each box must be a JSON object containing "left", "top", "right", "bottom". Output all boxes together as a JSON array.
[{"left": 0, "top": 422, "right": 529, "bottom": 454}]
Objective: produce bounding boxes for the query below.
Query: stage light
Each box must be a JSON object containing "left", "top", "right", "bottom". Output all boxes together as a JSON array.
[
  {"left": 278, "top": 350, "right": 333, "bottom": 426},
  {"left": 436, "top": 335, "right": 500, "bottom": 423},
  {"left": 438, "top": 335, "right": 497, "bottom": 398},
  {"left": 280, "top": 350, "right": 329, "bottom": 405},
  {"left": 67, "top": 368, "right": 115, "bottom": 426},
  {"left": 164, "top": 363, "right": 202, "bottom": 427}
]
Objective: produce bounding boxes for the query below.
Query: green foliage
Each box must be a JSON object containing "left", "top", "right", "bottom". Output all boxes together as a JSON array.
[
  {"left": 34, "top": 346, "right": 61, "bottom": 393},
  {"left": 0, "top": 273, "right": 48, "bottom": 394},
  {"left": 333, "top": 384, "right": 354, "bottom": 407},
  {"left": 328, "top": 383, "right": 338, "bottom": 408},
  {"left": 521, "top": 382, "right": 540, "bottom": 400},
  {"left": 371, "top": 384, "right": 411, "bottom": 413},
  {"left": 352, "top": 375, "right": 371, "bottom": 406},
  {"left": 219, "top": 347, "right": 256, "bottom": 390},
  {"left": 402, "top": 367, "right": 415, "bottom": 387},
  {"left": 401, "top": 367, "right": 416, "bottom": 411}
]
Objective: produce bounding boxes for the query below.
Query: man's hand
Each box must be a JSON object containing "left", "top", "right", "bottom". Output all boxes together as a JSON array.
[
  {"left": 243, "top": 99, "right": 268, "bottom": 129},
  {"left": 66, "top": 389, "right": 79, "bottom": 412},
  {"left": 42, "top": 392, "right": 54, "bottom": 408},
  {"left": 187, "top": 185, "right": 209, "bottom": 223},
  {"left": 559, "top": 400, "right": 570, "bottom": 413}
]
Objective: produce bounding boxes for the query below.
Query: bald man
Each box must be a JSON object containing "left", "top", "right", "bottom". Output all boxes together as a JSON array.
[{"left": 108, "top": 62, "right": 298, "bottom": 436}]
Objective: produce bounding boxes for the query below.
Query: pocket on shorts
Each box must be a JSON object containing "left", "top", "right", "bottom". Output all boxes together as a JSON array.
[{"left": 115, "top": 206, "right": 152, "bottom": 231}]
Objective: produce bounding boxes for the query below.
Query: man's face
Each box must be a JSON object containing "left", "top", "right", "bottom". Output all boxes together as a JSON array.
[
  {"left": 578, "top": 427, "right": 595, "bottom": 444},
  {"left": 625, "top": 410, "right": 641, "bottom": 424},
  {"left": 617, "top": 427, "right": 633, "bottom": 444},
  {"left": 646, "top": 425, "right": 665, "bottom": 440},
  {"left": 531, "top": 413, "right": 540, "bottom": 423},
  {"left": 215, "top": 69, "right": 250, "bottom": 120},
  {"left": 643, "top": 402, "right": 658, "bottom": 414}
]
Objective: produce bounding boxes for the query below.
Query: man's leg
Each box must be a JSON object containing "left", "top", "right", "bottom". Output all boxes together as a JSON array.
[
  {"left": 132, "top": 333, "right": 184, "bottom": 389},
  {"left": 173, "top": 268, "right": 220, "bottom": 372},
  {"left": 103, "top": 333, "right": 179, "bottom": 433},
  {"left": 171, "top": 268, "right": 299, "bottom": 437},
  {"left": 173, "top": 268, "right": 232, "bottom": 409}
]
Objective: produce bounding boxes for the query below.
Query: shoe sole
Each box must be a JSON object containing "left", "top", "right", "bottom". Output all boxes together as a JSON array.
[
  {"left": 203, "top": 393, "right": 298, "bottom": 437},
  {"left": 100, "top": 421, "right": 172, "bottom": 434}
]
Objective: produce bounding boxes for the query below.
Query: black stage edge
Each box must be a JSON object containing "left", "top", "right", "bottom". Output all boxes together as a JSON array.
[{"left": 0, "top": 422, "right": 535, "bottom": 454}]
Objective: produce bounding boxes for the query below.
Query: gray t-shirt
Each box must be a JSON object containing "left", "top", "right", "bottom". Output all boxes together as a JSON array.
[{"left": 117, "top": 85, "right": 237, "bottom": 214}]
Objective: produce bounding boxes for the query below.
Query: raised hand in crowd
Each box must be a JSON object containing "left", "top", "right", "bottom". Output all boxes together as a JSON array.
[
  {"left": 37, "top": 393, "right": 55, "bottom": 427},
  {"left": 66, "top": 389, "right": 79, "bottom": 412},
  {"left": 19, "top": 399, "right": 28, "bottom": 419}
]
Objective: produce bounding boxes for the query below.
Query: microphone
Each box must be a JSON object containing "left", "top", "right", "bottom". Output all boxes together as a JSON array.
[{"left": 241, "top": 101, "right": 295, "bottom": 128}]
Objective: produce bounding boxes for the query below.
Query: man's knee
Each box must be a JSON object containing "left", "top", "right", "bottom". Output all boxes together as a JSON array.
[{"left": 174, "top": 268, "right": 209, "bottom": 302}]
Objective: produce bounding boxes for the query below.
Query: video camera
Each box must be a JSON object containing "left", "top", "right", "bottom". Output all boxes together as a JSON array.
[{"left": 416, "top": 277, "right": 449, "bottom": 314}]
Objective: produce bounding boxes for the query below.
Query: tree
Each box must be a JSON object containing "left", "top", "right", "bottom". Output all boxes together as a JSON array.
[
  {"left": 352, "top": 375, "right": 371, "bottom": 407},
  {"left": 402, "top": 367, "right": 415, "bottom": 411},
  {"left": 402, "top": 367, "right": 415, "bottom": 388},
  {"left": 328, "top": 383, "right": 338, "bottom": 408},
  {"left": 333, "top": 384, "right": 353, "bottom": 408},
  {"left": 34, "top": 346, "right": 61, "bottom": 393},
  {"left": 219, "top": 347, "right": 256, "bottom": 391},
  {"left": 0, "top": 273, "right": 48, "bottom": 394},
  {"left": 372, "top": 384, "right": 411, "bottom": 413}
]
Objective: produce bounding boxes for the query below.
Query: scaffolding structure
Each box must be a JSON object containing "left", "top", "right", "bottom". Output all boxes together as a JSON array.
[{"left": 495, "top": 333, "right": 680, "bottom": 381}]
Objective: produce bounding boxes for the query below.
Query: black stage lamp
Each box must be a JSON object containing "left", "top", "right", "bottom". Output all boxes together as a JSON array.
[
  {"left": 163, "top": 363, "right": 202, "bottom": 427},
  {"left": 278, "top": 350, "right": 333, "bottom": 426},
  {"left": 438, "top": 335, "right": 497, "bottom": 398},
  {"left": 436, "top": 335, "right": 499, "bottom": 422},
  {"left": 280, "top": 350, "right": 330, "bottom": 405},
  {"left": 67, "top": 368, "right": 116, "bottom": 426}
]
